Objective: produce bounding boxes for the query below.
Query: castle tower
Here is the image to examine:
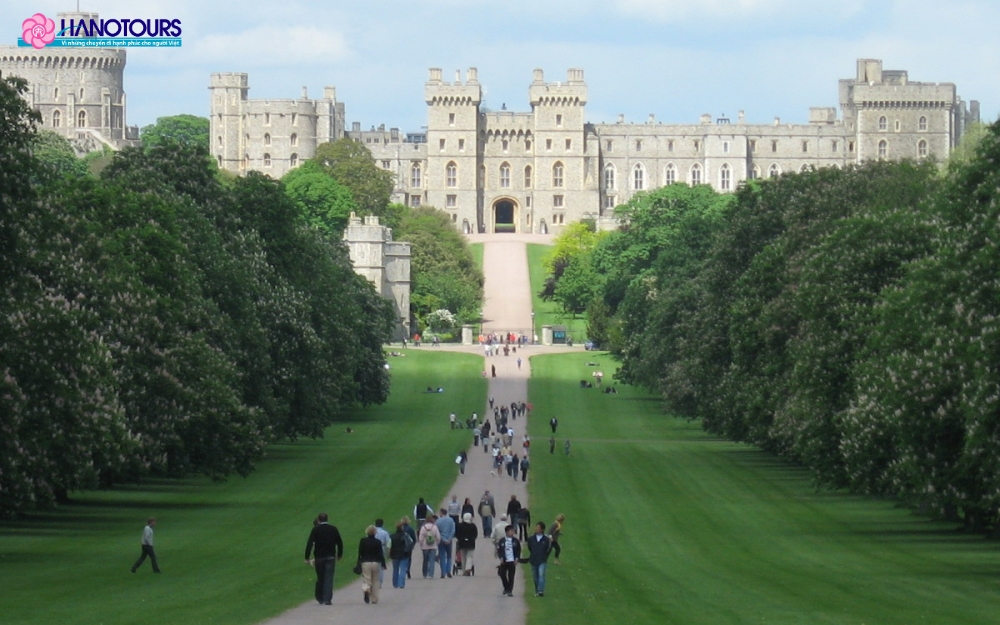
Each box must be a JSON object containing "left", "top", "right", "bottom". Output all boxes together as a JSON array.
[
  {"left": 0, "top": 11, "right": 135, "bottom": 153},
  {"left": 424, "top": 68, "right": 483, "bottom": 232},
  {"left": 209, "top": 72, "right": 248, "bottom": 172},
  {"left": 529, "top": 68, "right": 594, "bottom": 232}
]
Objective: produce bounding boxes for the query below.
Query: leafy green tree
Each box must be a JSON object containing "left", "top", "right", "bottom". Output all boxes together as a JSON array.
[
  {"left": 31, "top": 130, "right": 89, "bottom": 178},
  {"left": 311, "top": 139, "right": 396, "bottom": 226},
  {"left": 395, "top": 206, "right": 483, "bottom": 324},
  {"left": 282, "top": 160, "right": 357, "bottom": 234},
  {"left": 140, "top": 114, "right": 210, "bottom": 151}
]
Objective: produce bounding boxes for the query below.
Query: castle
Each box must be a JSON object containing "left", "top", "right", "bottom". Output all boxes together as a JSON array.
[
  {"left": 0, "top": 11, "right": 139, "bottom": 153},
  {"left": 342, "top": 214, "right": 411, "bottom": 341},
  {"left": 213, "top": 59, "right": 979, "bottom": 234}
]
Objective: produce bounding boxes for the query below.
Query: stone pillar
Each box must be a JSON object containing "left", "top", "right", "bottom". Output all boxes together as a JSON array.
[{"left": 461, "top": 325, "right": 474, "bottom": 345}]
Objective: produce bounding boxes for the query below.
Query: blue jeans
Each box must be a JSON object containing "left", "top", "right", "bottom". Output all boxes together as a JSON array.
[
  {"left": 421, "top": 549, "right": 437, "bottom": 577},
  {"left": 392, "top": 557, "right": 408, "bottom": 588},
  {"left": 531, "top": 562, "right": 547, "bottom": 594},
  {"left": 437, "top": 542, "right": 452, "bottom": 576},
  {"left": 482, "top": 516, "right": 493, "bottom": 537}
]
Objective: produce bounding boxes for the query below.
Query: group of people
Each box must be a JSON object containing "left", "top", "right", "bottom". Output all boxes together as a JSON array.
[{"left": 301, "top": 500, "right": 567, "bottom": 605}]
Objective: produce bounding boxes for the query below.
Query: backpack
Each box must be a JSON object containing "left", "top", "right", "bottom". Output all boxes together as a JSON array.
[
  {"left": 425, "top": 531, "right": 437, "bottom": 546},
  {"left": 403, "top": 531, "right": 415, "bottom": 553}
]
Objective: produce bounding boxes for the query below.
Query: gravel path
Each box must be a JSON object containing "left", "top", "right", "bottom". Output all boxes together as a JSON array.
[{"left": 257, "top": 235, "right": 571, "bottom": 625}]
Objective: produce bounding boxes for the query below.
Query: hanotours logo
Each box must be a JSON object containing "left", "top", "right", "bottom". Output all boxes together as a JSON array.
[{"left": 18, "top": 12, "right": 183, "bottom": 48}]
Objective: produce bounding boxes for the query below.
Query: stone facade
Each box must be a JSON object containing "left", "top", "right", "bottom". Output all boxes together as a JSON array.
[
  {"left": 219, "top": 58, "right": 979, "bottom": 234},
  {"left": 209, "top": 72, "right": 345, "bottom": 178},
  {"left": 0, "top": 11, "right": 139, "bottom": 154},
  {"left": 342, "top": 214, "right": 411, "bottom": 341}
]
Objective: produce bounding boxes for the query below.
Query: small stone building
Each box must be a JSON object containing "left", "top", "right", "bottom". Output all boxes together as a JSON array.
[{"left": 342, "top": 214, "right": 411, "bottom": 341}]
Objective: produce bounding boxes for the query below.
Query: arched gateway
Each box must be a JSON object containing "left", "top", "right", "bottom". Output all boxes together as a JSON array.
[{"left": 491, "top": 198, "right": 519, "bottom": 233}]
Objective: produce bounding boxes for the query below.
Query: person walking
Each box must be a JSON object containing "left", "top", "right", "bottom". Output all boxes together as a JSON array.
[
  {"left": 374, "top": 518, "right": 391, "bottom": 588},
  {"left": 548, "top": 514, "right": 565, "bottom": 564},
  {"left": 417, "top": 516, "right": 442, "bottom": 578},
  {"left": 516, "top": 507, "right": 531, "bottom": 541},
  {"left": 457, "top": 450, "right": 468, "bottom": 475},
  {"left": 461, "top": 498, "right": 475, "bottom": 520},
  {"left": 447, "top": 495, "right": 462, "bottom": 526},
  {"left": 549, "top": 436, "right": 556, "bottom": 454},
  {"left": 455, "top": 513, "right": 478, "bottom": 576},
  {"left": 564, "top": 439, "right": 572, "bottom": 456},
  {"left": 389, "top": 522, "right": 412, "bottom": 588},
  {"left": 520, "top": 454, "right": 530, "bottom": 482},
  {"left": 357, "top": 525, "right": 387, "bottom": 604},
  {"left": 478, "top": 491, "right": 496, "bottom": 537},
  {"left": 526, "top": 522, "right": 552, "bottom": 596},
  {"left": 414, "top": 498, "right": 431, "bottom": 524},
  {"left": 550, "top": 417, "right": 558, "bottom": 433},
  {"left": 130, "top": 517, "right": 161, "bottom": 574},
  {"left": 304, "top": 513, "right": 344, "bottom": 605},
  {"left": 436, "top": 508, "right": 455, "bottom": 578},
  {"left": 496, "top": 524, "right": 521, "bottom": 597},
  {"left": 401, "top": 516, "right": 417, "bottom": 579}
]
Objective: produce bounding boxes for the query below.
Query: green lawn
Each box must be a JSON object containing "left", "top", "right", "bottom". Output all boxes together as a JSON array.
[
  {"left": 0, "top": 350, "right": 485, "bottom": 625},
  {"left": 469, "top": 242, "right": 484, "bottom": 274},
  {"left": 526, "top": 243, "right": 589, "bottom": 341},
  {"left": 525, "top": 352, "right": 1000, "bottom": 625}
]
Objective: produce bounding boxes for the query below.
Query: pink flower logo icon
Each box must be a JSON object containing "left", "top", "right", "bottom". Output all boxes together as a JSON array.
[{"left": 22, "top": 13, "right": 56, "bottom": 49}]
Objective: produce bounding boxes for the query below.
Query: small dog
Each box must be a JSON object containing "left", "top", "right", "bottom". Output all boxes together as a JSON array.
[{"left": 489, "top": 470, "right": 497, "bottom": 478}]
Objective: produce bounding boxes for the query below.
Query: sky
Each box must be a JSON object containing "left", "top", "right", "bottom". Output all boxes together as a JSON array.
[{"left": 3, "top": 0, "right": 998, "bottom": 132}]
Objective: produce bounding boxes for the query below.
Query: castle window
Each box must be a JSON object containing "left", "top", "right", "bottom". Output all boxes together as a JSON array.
[
  {"left": 290, "top": 153, "right": 298, "bottom": 168},
  {"left": 217, "top": 135, "right": 222, "bottom": 147},
  {"left": 290, "top": 133, "right": 298, "bottom": 146},
  {"left": 668, "top": 140, "right": 674, "bottom": 152},
  {"left": 556, "top": 114, "right": 563, "bottom": 127},
  {"left": 291, "top": 113, "right": 297, "bottom": 126},
  {"left": 878, "top": 116, "right": 887, "bottom": 131},
  {"left": 217, "top": 155, "right": 223, "bottom": 167},
  {"left": 720, "top": 163, "right": 732, "bottom": 191},
  {"left": 831, "top": 140, "right": 838, "bottom": 153},
  {"left": 525, "top": 139, "right": 532, "bottom": 152},
  {"left": 552, "top": 162, "right": 564, "bottom": 188},
  {"left": 53, "top": 87, "right": 59, "bottom": 99},
  {"left": 894, "top": 120, "right": 901, "bottom": 132},
  {"left": 604, "top": 164, "right": 615, "bottom": 190},
  {"left": 723, "top": 141, "right": 730, "bottom": 154},
  {"left": 849, "top": 141, "right": 855, "bottom": 152},
  {"left": 449, "top": 113, "right": 455, "bottom": 126},
  {"left": 265, "top": 113, "right": 271, "bottom": 126},
  {"left": 771, "top": 140, "right": 778, "bottom": 153},
  {"left": 264, "top": 133, "right": 271, "bottom": 146},
  {"left": 878, "top": 140, "right": 888, "bottom": 159},
  {"left": 524, "top": 166, "right": 533, "bottom": 189},
  {"left": 918, "top": 140, "right": 928, "bottom": 158},
  {"left": 526, "top": 196, "right": 532, "bottom": 208},
  {"left": 500, "top": 163, "right": 511, "bottom": 188},
  {"left": 690, "top": 163, "right": 702, "bottom": 185},
  {"left": 411, "top": 164, "right": 422, "bottom": 188},
  {"left": 546, "top": 139, "right": 552, "bottom": 151},
  {"left": 802, "top": 141, "right": 808, "bottom": 153},
  {"left": 604, "top": 195, "right": 616, "bottom": 209},
  {"left": 553, "top": 195, "right": 564, "bottom": 208},
  {"left": 79, "top": 87, "right": 84, "bottom": 100},
  {"left": 750, "top": 164, "right": 761, "bottom": 180},
  {"left": 410, "top": 194, "right": 421, "bottom": 207},
  {"left": 52, "top": 109, "right": 61, "bottom": 127},
  {"left": 263, "top": 153, "right": 272, "bottom": 167},
  {"left": 76, "top": 110, "right": 86, "bottom": 127},
  {"left": 502, "top": 139, "right": 509, "bottom": 153},
  {"left": 636, "top": 140, "right": 642, "bottom": 152},
  {"left": 694, "top": 140, "right": 701, "bottom": 151},
  {"left": 565, "top": 139, "right": 572, "bottom": 151},
  {"left": 446, "top": 162, "right": 458, "bottom": 187},
  {"left": 665, "top": 163, "right": 676, "bottom": 185},
  {"left": 768, "top": 164, "right": 780, "bottom": 178},
  {"left": 440, "top": 139, "right": 445, "bottom": 151},
  {"left": 606, "top": 140, "right": 613, "bottom": 152},
  {"left": 459, "top": 138, "right": 465, "bottom": 152},
  {"left": 919, "top": 116, "right": 928, "bottom": 131},
  {"left": 633, "top": 164, "right": 645, "bottom": 190},
  {"left": 750, "top": 140, "right": 757, "bottom": 153},
  {"left": 447, "top": 194, "right": 457, "bottom": 208},
  {"left": 382, "top": 161, "right": 391, "bottom": 169}
]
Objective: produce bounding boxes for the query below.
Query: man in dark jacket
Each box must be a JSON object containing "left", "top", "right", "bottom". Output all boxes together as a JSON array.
[
  {"left": 304, "top": 513, "right": 344, "bottom": 605},
  {"left": 526, "top": 522, "right": 552, "bottom": 596},
  {"left": 497, "top": 524, "right": 521, "bottom": 597}
]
